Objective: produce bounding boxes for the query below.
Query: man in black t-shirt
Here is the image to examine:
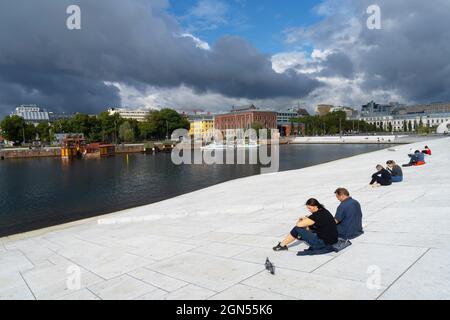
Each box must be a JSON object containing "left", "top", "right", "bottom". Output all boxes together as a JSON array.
[{"left": 273, "top": 199, "right": 338, "bottom": 252}]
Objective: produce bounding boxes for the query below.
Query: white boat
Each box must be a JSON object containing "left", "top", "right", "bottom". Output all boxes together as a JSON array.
[
  {"left": 235, "top": 141, "right": 259, "bottom": 148},
  {"left": 201, "top": 141, "right": 259, "bottom": 150},
  {"left": 201, "top": 142, "right": 232, "bottom": 150}
]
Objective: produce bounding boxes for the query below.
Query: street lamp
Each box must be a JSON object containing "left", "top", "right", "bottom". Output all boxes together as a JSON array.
[
  {"left": 166, "top": 120, "right": 169, "bottom": 140},
  {"left": 22, "top": 123, "right": 26, "bottom": 146}
]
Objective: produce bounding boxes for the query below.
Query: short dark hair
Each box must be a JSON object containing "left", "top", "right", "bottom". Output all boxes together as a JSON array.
[{"left": 335, "top": 188, "right": 350, "bottom": 196}]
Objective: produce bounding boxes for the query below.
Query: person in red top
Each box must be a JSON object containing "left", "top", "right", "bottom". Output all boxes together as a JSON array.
[{"left": 422, "top": 146, "right": 432, "bottom": 155}]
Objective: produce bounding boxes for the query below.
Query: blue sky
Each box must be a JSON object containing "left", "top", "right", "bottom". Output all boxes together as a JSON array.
[{"left": 168, "top": 0, "right": 323, "bottom": 54}]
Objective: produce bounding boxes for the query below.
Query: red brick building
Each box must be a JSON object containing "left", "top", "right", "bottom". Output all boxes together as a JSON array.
[{"left": 214, "top": 105, "right": 277, "bottom": 134}]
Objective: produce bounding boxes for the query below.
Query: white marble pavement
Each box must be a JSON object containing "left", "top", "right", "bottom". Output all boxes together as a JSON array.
[{"left": 1, "top": 137, "right": 450, "bottom": 300}]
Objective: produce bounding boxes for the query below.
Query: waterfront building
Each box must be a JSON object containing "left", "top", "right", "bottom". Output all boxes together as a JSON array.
[
  {"left": 296, "top": 108, "right": 311, "bottom": 117},
  {"left": 360, "top": 101, "right": 395, "bottom": 117},
  {"left": 360, "top": 108, "right": 450, "bottom": 132},
  {"left": 392, "top": 102, "right": 450, "bottom": 115},
  {"left": 316, "top": 104, "right": 333, "bottom": 116},
  {"left": 107, "top": 107, "right": 151, "bottom": 122},
  {"left": 61, "top": 135, "right": 86, "bottom": 159},
  {"left": 49, "top": 112, "right": 74, "bottom": 122},
  {"left": 277, "top": 109, "right": 305, "bottom": 137},
  {"left": 214, "top": 105, "right": 277, "bottom": 135},
  {"left": 187, "top": 114, "right": 214, "bottom": 137},
  {"left": 85, "top": 142, "right": 115, "bottom": 158},
  {"left": 331, "top": 106, "right": 359, "bottom": 118},
  {"left": 54, "top": 133, "right": 85, "bottom": 145},
  {"left": 13, "top": 105, "right": 50, "bottom": 124},
  {"left": 277, "top": 109, "right": 299, "bottom": 125}
]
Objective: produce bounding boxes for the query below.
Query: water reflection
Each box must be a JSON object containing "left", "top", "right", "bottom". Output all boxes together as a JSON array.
[{"left": 0, "top": 144, "right": 392, "bottom": 236}]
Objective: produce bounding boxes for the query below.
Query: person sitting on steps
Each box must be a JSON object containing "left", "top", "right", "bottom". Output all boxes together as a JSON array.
[
  {"left": 370, "top": 165, "right": 392, "bottom": 187},
  {"left": 386, "top": 160, "right": 403, "bottom": 183},
  {"left": 334, "top": 188, "right": 364, "bottom": 240},
  {"left": 422, "top": 146, "right": 432, "bottom": 156},
  {"left": 403, "top": 150, "right": 426, "bottom": 167},
  {"left": 273, "top": 198, "right": 338, "bottom": 253}
]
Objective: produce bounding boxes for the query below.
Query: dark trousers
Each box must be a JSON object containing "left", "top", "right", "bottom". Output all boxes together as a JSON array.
[
  {"left": 370, "top": 174, "right": 391, "bottom": 185},
  {"left": 290, "top": 227, "right": 326, "bottom": 249}
]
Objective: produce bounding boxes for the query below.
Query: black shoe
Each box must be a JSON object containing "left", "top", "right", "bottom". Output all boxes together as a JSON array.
[{"left": 272, "top": 243, "right": 288, "bottom": 251}]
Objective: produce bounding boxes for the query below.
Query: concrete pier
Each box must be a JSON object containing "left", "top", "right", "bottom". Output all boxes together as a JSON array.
[{"left": 1, "top": 138, "right": 449, "bottom": 300}]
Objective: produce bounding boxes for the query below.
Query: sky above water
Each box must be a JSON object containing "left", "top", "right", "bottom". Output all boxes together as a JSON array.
[{"left": 1, "top": 0, "right": 450, "bottom": 116}]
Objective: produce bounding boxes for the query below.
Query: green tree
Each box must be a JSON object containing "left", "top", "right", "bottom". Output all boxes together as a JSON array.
[
  {"left": 36, "top": 122, "right": 53, "bottom": 144},
  {"left": 290, "top": 111, "right": 377, "bottom": 136},
  {"left": 98, "top": 112, "right": 123, "bottom": 143},
  {"left": 0, "top": 115, "right": 35, "bottom": 144},
  {"left": 145, "top": 109, "right": 190, "bottom": 140},
  {"left": 119, "top": 121, "right": 135, "bottom": 143},
  {"left": 52, "top": 119, "right": 73, "bottom": 134}
]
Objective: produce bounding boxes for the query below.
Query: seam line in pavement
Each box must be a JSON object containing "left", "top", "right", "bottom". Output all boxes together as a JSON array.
[
  {"left": 375, "top": 247, "right": 431, "bottom": 300},
  {"left": 19, "top": 271, "right": 37, "bottom": 300},
  {"left": 207, "top": 269, "right": 266, "bottom": 300},
  {"left": 126, "top": 272, "right": 173, "bottom": 294},
  {"left": 87, "top": 288, "right": 103, "bottom": 300}
]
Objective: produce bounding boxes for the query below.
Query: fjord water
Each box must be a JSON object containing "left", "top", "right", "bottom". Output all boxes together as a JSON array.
[{"left": 0, "top": 144, "right": 392, "bottom": 237}]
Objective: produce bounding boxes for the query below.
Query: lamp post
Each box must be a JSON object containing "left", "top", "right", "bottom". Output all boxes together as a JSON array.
[
  {"left": 166, "top": 120, "right": 169, "bottom": 140},
  {"left": 22, "top": 124, "right": 26, "bottom": 146}
]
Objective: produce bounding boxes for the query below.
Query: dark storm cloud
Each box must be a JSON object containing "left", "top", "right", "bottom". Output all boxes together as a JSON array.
[
  {"left": 355, "top": 0, "right": 450, "bottom": 103},
  {"left": 0, "top": 0, "right": 320, "bottom": 116},
  {"left": 318, "top": 51, "right": 355, "bottom": 79},
  {"left": 287, "top": 0, "right": 450, "bottom": 104}
]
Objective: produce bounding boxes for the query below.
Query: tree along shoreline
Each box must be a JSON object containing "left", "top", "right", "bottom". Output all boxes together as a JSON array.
[{"left": 0, "top": 108, "right": 190, "bottom": 147}]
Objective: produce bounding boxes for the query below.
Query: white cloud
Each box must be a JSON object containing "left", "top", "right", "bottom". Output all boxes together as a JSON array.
[
  {"left": 179, "top": 33, "right": 211, "bottom": 50},
  {"left": 271, "top": 52, "right": 308, "bottom": 73},
  {"left": 108, "top": 82, "right": 303, "bottom": 114}
]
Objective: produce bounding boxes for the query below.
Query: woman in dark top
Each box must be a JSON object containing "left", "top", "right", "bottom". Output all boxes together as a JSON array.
[
  {"left": 273, "top": 199, "right": 338, "bottom": 252},
  {"left": 386, "top": 160, "right": 403, "bottom": 183},
  {"left": 370, "top": 165, "right": 392, "bottom": 187}
]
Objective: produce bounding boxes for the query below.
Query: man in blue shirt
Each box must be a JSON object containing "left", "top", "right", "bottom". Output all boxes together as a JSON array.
[{"left": 334, "top": 188, "right": 364, "bottom": 240}]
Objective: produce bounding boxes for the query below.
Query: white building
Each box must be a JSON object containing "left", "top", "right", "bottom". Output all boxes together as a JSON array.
[
  {"left": 107, "top": 107, "right": 152, "bottom": 122},
  {"left": 361, "top": 113, "right": 450, "bottom": 132},
  {"left": 13, "top": 105, "right": 50, "bottom": 124}
]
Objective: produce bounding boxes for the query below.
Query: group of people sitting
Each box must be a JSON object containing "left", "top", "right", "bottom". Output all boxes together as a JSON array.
[
  {"left": 272, "top": 145, "right": 433, "bottom": 256},
  {"left": 402, "top": 145, "right": 431, "bottom": 167},
  {"left": 273, "top": 188, "right": 364, "bottom": 256},
  {"left": 369, "top": 145, "right": 432, "bottom": 187}
]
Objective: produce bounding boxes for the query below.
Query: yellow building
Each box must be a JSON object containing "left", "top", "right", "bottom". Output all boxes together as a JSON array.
[
  {"left": 316, "top": 104, "right": 334, "bottom": 116},
  {"left": 188, "top": 115, "right": 214, "bottom": 137}
]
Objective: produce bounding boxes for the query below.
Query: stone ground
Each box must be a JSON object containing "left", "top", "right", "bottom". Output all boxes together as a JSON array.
[{"left": 1, "top": 138, "right": 449, "bottom": 300}]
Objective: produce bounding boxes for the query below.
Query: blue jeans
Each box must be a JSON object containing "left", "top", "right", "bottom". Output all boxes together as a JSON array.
[
  {"left": 290, "top": 227, "right": 326, "bottom": 249},
  {"left": 392, "top": 176, "right": 403, "bottom": 183}
]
